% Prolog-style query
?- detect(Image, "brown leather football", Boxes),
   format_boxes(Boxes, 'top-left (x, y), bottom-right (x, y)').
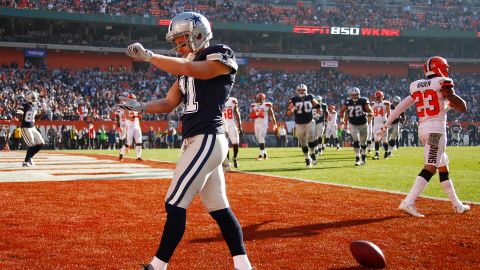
top-left (350, 240), bottom-right (386, 269)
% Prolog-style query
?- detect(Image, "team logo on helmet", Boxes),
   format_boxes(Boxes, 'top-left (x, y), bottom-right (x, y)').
top-left (296, 84), bottom-right (308, 98)
top-left (374, 90), bottom-right (384, 102)
top-left (424, 56), bottom-right (450, 78)
top-left (348, 87), bottom-right (361, 101)
top-left (166, 12), bottom-right (212, 55)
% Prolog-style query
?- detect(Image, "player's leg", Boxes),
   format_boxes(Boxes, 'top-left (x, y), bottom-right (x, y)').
top-left (296, 124), bottom-right (310, 167)
top-left (349, 125), bottom-right (362, 165)
top-left (119, 127), bottom-right (133, 160)
top-left (306, 121), bottom-right (317, 165)
top-left (382, 129), bottom-right (389, 159)
top-left (21, 127), bottom-right (35, 166)
top-left (150, 134), bottom-right (225, 269)
top-left (358, 124), bottom-right (369, 165)
top-left (200, 162), bottom-right (252, 270)
top-left (367, 122), bottom-right (373, 153)
top-left (399, 133), bottom-right (441, 217)
top-left (29, 128), bottom-right (44, 165)
top-left (134, 127), bottom-right (143, 160)
top-left (254, 126), bottom-right (264, 160)
top-left (437, 137), bottom-right (470, 213)
top-left (228, 126), bottom-right (240, 168)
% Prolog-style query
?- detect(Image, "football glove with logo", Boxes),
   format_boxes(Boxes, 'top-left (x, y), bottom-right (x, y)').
top-left (126, 43), bottom-right (153, 62)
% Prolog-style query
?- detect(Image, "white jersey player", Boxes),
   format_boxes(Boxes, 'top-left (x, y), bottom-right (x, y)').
top-left (119, 94), bottom-right (143, 161)
top-left (250, 93), bottom-right (277, 160)
top-left (380, 56), bottom-right (469, 217)
top-left (324, 105), bottom-right (339, 150)
top-left (371, 91), bottom-right (391, 160)
top-left (223, 96), bottom-right (243, 168)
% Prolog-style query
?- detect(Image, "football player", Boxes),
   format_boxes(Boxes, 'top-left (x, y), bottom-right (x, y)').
top-left (450, 120), bottom-right (462, 146)
top-left (371, 90), bottom-right (391, 160)
top-left (112, 103), bottom-right (128, 154)
top-left (324, 105), bottom-right (340, 150)
top-left (250, 92), bottom-right (277, 160)
top-left (339, 87), bottom-right (373, 166)
top-left (119, 12), bottom-right (253, 270)
top-left (387, 96), bottom-right (404, 155)
top-left (313, 95), bottom-right (328, 155)
top-left (17, 90), bottom-right (44, 167)
top-left (223, 95), bottom-right (243, 168)
top-left (379, 56), bottom-right (469, 217)
top-left (119, 94), bottom-right (143, 161)
top-left (286, 84), bottom-right (319, 167)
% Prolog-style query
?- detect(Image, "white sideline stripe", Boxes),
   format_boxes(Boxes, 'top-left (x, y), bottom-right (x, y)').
top-left (237, 171), bottom-right (480, 206)
top-left (0, 152), bottom-right (174, 183)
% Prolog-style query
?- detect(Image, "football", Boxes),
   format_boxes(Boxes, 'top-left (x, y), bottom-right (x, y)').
top-left (350, 240), bottom-right (386, 269)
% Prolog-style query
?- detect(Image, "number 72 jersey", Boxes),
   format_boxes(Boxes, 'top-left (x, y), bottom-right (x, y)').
top-left (409, 76), bottom-right (450, 134)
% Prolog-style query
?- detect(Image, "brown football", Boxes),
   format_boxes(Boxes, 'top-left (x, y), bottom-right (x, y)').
top-left (350, 240), bottom-right (386, 269)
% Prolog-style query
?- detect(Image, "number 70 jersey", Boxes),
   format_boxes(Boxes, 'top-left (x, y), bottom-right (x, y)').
top-left (409, 76), bottom-right (450, 134)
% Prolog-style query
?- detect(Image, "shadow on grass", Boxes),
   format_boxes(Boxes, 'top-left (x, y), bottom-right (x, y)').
top-left (190, 216), bottom-right (401, 243)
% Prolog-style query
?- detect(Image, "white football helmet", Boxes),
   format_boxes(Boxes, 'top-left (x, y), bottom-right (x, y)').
top-left (393, 96), bottom-right (401, 104)
top-left (348, 87), bottom-right (360, 101)
top-left (316, 95), bottom-right (322, 103)
top-left (25, 91), bottom-right (38, 104)
top-left (296, 84), bottom-right (308, 98)
top-left (166, 12), bottom-right (212, 54)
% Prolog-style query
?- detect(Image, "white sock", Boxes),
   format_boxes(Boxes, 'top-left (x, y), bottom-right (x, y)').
top-left (233, 254), bottom-right (252, 270)
top-left (440, 180), bottom-right (462, 206)
top-left (136, 145), bottom-right (142, 158)
top-left (150, 256), bottom-right (167, 270)
top-left (404, 176), bottom-right (428, 205)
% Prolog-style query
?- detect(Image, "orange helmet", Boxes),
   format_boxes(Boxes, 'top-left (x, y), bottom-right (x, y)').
top-left (127, 93), bottom-right (137, 100)
top-left (374, 90), bottom-right (384, 102)
top-left (256, 93), bottom-right (266, 103)
top-left (424, 56), bottom-right (450, 78)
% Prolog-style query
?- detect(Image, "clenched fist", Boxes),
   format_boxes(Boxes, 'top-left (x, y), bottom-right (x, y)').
top-left (126, 42), bottom-right (154, 62)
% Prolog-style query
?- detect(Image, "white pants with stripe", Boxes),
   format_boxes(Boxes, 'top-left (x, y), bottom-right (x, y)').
top-left (421, 133), bottom-right (448, 168)
top-left (21, 127), bottom-right (45, 147)
top-left (165, 134), bottom-right (229, 212)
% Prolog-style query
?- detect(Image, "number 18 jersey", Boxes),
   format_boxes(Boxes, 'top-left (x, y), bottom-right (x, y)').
top-left (409, 76), bottom-right (449, 135)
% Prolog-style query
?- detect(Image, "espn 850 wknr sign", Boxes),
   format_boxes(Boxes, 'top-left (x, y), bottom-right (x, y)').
top-left (293, 25), bottom-right (400, 37)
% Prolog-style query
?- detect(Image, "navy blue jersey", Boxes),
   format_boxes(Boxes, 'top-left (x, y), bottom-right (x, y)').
top-left (451, 124), bottom-right (461, 133)
top-left (314, 103), bottom-right (328, 123)
top-left (179, 44), bottom-right (238, 139)
top-left (18, 102), bottom-right (38, 128)
top-left (344, 97), bottom-right (369, 125)
top-left (390, 104), bottom-right (404, 125)
top-left (289, 94), bottom-right (316, 124)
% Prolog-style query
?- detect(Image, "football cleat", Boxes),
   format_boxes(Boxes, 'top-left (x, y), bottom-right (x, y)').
top-left (453, 204), bottom-right (470, 214)
top-left (384, 152), bottom-right (389, 159)
top-left (372, 155), bottom-right (379, 160)
top-left (305, 158), bottom-right (312, 168)
top-left (399, 200), bottom-right (425, 217)
top-left (119, 154), bottom-right (123, 161)
top-left (22, 161), bottom-right (31, 167)
top-left (28, 159), bottom-right (35, 166)
top-left (263, 154), bottom-right (268, 160)
top-left (256, 155), bottom-right (263, 161)
top-left (355, 156), bottom-right (361, 166)
top-left (136, 157), bottom-right (143, 161)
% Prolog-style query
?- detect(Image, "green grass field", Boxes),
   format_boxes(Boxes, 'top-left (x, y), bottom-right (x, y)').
top-left (63, 146), bottom-right (480, 203)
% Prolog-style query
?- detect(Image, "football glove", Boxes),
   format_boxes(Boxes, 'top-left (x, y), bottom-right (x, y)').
top-left (239, 129), bottom-right (245, 136)
top-left (115, 96), bottom-right (147, 113)
top-left (126, 43), bottom-right (153, 62)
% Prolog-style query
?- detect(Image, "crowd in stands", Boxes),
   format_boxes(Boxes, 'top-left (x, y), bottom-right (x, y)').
top-left (1, 0), bottom-right (479, 31)
top-left (1, 62), bottom-right (479, 126)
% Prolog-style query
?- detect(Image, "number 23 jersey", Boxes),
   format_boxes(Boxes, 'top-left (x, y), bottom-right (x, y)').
top-left (179, 44), bottom-right (238, 139)
top-left (409, 76), bottom-right (449, 134)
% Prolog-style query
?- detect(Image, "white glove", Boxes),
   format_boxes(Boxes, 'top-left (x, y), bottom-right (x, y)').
top-left (126, 43), bottom-right (153, 62)
top-left (115, 96), bottom-right (147, 113)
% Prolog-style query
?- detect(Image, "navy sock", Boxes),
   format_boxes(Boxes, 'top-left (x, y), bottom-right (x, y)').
top-left (24, 146), bottom-right (34, 162)
top-left (210, 207), bottom-right (246, 256)
top-left (155, 203), bottom-right (187, 262)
